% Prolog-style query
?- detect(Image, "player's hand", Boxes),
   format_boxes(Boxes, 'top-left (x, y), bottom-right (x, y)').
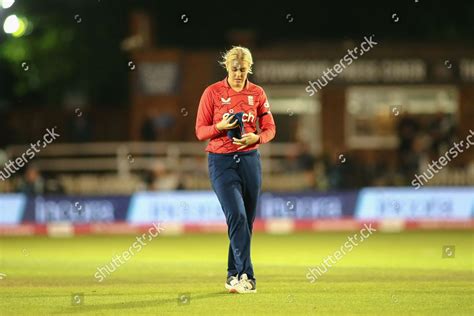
top-left (216, 114), bottom-right (238, 131)
top-left (233, 133), bottom-right (260, 150)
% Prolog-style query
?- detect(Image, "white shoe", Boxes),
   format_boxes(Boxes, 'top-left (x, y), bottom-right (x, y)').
top-left (225, 275), bottom-right (239, 292)
top-left (232, 273), bottom-right (257, 294)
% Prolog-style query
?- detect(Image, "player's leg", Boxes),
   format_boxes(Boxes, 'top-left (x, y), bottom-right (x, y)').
top-left (209, 154), bottom-right (239, 282)
top-left (237, 150), bottom-right (262, 280)
top-left (242, 151), bottom-right (262, 234)
top-left (229, 151), bottom-right (261, 293)
top-left (227, 244), bottom-right (238, 277)
top-left (208, 153), bottom-right (252, 290)
top-left (226, 245), bottom-right (239, 291)
top-left (214, 178), bottom-right (251, 278)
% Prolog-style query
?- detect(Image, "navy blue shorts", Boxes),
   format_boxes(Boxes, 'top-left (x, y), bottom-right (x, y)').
top-left (208, 149), bottom-right (262, 280)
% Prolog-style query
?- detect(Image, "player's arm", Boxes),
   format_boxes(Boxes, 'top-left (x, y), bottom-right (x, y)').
top-left (195, 88), bottom-right (222, 141)
top-left (256, 90), bottom-right (276, 144)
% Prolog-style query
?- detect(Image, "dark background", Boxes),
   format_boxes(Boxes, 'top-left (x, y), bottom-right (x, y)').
top-left (1, 0), bottom-right (473, 107)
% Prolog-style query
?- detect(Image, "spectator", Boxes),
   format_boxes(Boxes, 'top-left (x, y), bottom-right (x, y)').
top-left (155, 112), bottom-right (176, 141)
top-left (283, 141), bottom-right (316, 172)
top-left (68, 113), bottom-right (93, 142)
top-left (141, 109), bottom-right (158, 141)
top-left (324, 148), bottom-right (356, 190)
top-left (428, 112), bottom-right (456, 156)
top-left (397, 112), bottom-right (419, 158)
top-left (296, 142), bottom-right (316, 171)
top-left (17, 165), bottom-right (45, 195)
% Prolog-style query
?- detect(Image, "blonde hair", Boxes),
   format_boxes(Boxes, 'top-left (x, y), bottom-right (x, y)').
top-left (219, 46), bottom-right (253, 74)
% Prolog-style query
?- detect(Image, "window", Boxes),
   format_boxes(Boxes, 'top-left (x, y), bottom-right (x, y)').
top-left (265, 85), bottom-right (322, 153)
top-left (345, 86), bottom-right (459, 149)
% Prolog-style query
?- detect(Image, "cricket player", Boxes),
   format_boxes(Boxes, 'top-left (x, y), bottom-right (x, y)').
top-left (195, 46), bottom-right (276, 293)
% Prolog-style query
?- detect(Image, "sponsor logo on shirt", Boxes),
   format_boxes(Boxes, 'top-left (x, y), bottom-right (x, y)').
top-left (221, 97), bottom-right (231, 105)
top-left (242, 112), bottom-right (255, 123)
top-left (223, 111), bottom-right (255, 123)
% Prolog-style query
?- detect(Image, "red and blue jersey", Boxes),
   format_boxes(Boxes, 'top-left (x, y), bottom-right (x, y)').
top-left (195, 78), bottom-right (276, 153)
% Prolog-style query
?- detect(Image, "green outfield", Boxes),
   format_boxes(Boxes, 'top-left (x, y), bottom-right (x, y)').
top-left (0, 231), bottom-right (472, 315)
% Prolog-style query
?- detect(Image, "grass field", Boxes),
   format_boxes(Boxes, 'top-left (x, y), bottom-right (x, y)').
top-left (0, 231), bottom-right (472, 315)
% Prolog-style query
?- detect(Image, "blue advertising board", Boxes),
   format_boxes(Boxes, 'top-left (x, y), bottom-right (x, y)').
top-left (258, 191), bottom-right (358, 219)
top-left (1, 187), bottom-right (473, 225)
top-left (21, 195), bottom-right (130, 223)
top-left (127, 191), bottom-right (225, 223)
top-left (355, 187), bottom-right (474, 220)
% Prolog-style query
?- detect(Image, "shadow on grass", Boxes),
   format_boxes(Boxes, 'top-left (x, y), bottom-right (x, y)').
top-left (54, 291), bottom-right (226, 314)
